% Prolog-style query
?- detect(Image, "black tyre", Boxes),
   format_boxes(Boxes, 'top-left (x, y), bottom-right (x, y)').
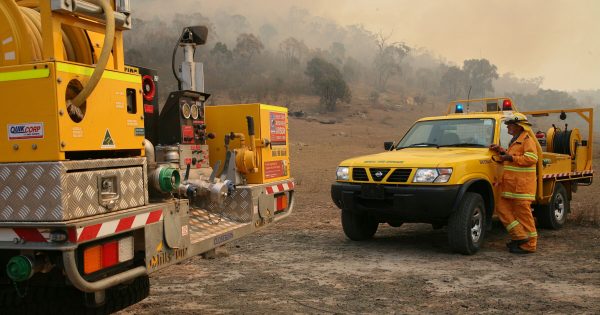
top-left (535, 183), bottom-right (569, 229)
top-left (341, 210), bottom-right (378, 241)
top-left (448, 192), bottom-right (486, 255)
top-left (0, 274), bottom-right (149, 314)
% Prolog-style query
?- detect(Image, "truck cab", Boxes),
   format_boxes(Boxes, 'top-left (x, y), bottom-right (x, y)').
top-left (331, 98), bottom-right (594, 254)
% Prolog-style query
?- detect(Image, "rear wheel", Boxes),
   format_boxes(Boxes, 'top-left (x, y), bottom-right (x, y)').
top-left (0, 274), bottom-right (149, 314)
top-left (448, 192), bottom-right (486, 255)
top-left (341, 210), bottom-right (378, 241)
top-left (535, 183), bottom-right (569, 229)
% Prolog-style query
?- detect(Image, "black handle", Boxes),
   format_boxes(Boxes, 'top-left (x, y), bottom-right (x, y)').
top-left (246, 116), bottom-right (255, 136)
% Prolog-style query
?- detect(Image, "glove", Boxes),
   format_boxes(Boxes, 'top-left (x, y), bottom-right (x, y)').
top-left (500, 154), bottom-right (513, 162)
top-left (489, 144), bottom-right (506, 154)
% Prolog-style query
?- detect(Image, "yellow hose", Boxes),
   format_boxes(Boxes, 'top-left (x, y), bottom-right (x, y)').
top-left (69, 0), bottom-right (115, 111)
top-left (7, 0), bottom-right (115, 118)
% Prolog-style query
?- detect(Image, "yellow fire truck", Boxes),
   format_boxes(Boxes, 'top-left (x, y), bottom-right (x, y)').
top-left (0, 1), bottom-right (294, 313)
top-left (332, 97), bottom-right (593, 255)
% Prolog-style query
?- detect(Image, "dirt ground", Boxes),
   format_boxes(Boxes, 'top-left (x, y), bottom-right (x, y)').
top-left (120, 106), bottom-right (600, 314)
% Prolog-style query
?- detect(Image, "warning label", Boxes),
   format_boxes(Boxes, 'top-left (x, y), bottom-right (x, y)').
top-left (8, 122), bottom-right (44, 140)
top-left (264, 160), bottom-right (285, 179)
top-left (269, 112), bottom-right (287, 145)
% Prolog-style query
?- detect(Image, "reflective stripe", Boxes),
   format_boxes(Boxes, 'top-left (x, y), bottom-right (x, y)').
top-left (0, 68), bottom-right (50, 82)
top-left (504, 166), bottom-right (536, 173)
top-left (56, 63), bottom-right (140, 84)
top-left (506, 220), bottom-right (520, 231)
top-left (502, 192), bottom-right (536, 200)
top-left (529, 231), bottom-right (538, 237)
top-left (524, 152), bottom-right (538, 161)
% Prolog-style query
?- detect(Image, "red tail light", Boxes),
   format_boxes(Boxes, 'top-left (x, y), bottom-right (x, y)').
top-left (102, 241), bottom-right (119, 268)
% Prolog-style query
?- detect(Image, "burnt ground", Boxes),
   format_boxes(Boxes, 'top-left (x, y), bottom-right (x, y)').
top-left (120, 107), bottom-right (600, 314)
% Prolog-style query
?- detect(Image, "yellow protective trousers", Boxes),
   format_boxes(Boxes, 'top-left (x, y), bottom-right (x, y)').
top-left (496, 197), bottom-right (538, 252)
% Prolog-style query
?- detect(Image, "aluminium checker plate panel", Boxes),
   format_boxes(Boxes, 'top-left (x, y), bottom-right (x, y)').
top-left (0, 158), bottom-right (148, 222)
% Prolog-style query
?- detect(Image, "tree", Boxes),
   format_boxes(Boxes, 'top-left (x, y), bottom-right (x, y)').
top-left (279, 37), bottom-right (309, 74)
top-left (373, 32), bottom-right (410, 91)
top-left (329, 42), bottom-right (346, 67)
top-left (259, 23), bottom-right (278, 47)
top-left (463, 59), bottom-right (499, 98)
top-left (234, 33), bottom-right (264, 63)
top-left (305, 58), bottom-right (351, 111)
top-left (440, 66), bottom-right (468, 100)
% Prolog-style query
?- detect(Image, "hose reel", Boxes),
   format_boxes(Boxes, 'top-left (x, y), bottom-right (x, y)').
top-left (546, 125), bottom-right (581, 159)
top-left (1, 0), bottom-right (116, 120)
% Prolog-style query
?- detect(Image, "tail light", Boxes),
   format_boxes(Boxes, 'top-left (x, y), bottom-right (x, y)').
top-left (275, 194), bottom-right (288, 212)
top-left (83, 236), bottom-right (134, 274)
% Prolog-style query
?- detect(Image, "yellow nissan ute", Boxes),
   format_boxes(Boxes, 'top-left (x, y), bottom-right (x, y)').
top-left (331, 98), bottom-right (594, 254)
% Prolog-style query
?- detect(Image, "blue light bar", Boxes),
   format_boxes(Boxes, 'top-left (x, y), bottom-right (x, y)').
top-left (455, 104), bottom-right (464, 113)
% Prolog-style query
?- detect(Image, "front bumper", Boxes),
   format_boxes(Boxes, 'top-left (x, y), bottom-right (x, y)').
top-left (331, 182), bottom-right (461, 223)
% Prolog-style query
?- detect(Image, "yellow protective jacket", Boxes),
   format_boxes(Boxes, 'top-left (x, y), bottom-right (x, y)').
top-left (500, 132), bottom-right (539, 200)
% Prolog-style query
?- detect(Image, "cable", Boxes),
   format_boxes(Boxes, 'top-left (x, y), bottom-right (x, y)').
top-left (172, 30), bottom-right (186, 90)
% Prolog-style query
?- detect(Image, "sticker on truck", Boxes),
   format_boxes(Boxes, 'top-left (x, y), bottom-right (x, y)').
top-left (7, 122), bottom-right (44, 140)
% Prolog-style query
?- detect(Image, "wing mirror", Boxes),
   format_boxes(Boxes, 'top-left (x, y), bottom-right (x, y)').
top-left (384, 141), bottom-right (394, 150)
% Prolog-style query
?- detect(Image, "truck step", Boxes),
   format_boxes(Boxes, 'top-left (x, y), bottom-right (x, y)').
top-left (188, 208), bottom-right (248, 245)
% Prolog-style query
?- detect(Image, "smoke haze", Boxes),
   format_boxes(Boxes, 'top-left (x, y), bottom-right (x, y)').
top-left (133, 0), bottom-right (600, 91)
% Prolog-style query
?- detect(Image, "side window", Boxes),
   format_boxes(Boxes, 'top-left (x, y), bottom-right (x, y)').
top-left (499, 123), bottom-right (512, 148)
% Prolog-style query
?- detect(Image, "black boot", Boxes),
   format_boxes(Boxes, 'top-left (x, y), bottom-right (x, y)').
top-left (506, 238), bottom-right (529, 249)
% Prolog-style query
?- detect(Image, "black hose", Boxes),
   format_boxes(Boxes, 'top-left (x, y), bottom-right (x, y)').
top-left (171, 31), bottom-right (186, 90)
top-left (552, 130), bottom-right (572, 155)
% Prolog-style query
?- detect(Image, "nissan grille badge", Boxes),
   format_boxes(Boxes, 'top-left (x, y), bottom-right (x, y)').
top-left (375, 171), bottom-right (383, 178)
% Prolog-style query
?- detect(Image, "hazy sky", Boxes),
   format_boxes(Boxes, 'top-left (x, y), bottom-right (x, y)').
top-left (137, 0), bottom-right (600, 91)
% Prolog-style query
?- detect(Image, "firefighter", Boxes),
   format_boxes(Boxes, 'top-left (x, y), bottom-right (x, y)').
top-left (489, 113), bottom-right (538, 254)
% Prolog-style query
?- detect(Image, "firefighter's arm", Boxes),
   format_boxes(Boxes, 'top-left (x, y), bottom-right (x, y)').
top-left (511, 137), bottom-right (538, 167)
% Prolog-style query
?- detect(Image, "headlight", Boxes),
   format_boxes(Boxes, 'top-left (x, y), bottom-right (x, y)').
top-left (413, 168), bottom-right (453, 183)
top-left (336, 167), bottom-right (350, 180)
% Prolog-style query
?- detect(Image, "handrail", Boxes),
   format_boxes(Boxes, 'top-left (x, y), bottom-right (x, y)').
top-left (62, 250), bottom-right (147, 293)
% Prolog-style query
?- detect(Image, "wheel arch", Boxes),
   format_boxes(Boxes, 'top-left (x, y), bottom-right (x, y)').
top-left (453, 179), bottom-right (494, 226)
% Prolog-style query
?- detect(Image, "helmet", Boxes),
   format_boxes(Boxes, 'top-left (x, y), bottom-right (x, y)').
top-left (504, 112), bottom-right (532, 129)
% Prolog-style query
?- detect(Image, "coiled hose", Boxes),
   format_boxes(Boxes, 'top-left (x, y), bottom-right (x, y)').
top-left (552, 129), bottom-right (573, 156)
top-left (11, 0), bottom-right (115, 119)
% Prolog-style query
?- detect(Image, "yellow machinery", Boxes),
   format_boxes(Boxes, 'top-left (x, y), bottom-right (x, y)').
top-left (206, 104), bottom-right (291, 184)
top-left (0, 0), bottom-right (143, 162)
top-left (0, 2), bottom-right (295, 313)
top-left (332, 97), bottom-right (593, 254)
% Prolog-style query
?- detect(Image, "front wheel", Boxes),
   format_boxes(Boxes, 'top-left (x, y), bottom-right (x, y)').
top-left (535, 182), bottom-right (569, 229)
top-left (448, 192), bottom-right (486, 255)
top-left (341, 210), bottom-right (378, 241)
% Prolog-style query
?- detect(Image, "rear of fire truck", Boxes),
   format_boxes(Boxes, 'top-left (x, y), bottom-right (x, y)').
top-left (0, 1), bottom-right (294, 313)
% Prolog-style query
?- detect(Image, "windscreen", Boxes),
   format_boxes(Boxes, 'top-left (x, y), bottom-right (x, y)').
top-left (396, 118), bottom-right (495, 148)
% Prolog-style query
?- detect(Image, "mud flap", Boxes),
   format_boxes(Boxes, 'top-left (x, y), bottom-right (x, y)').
top-left (258, 193), bottom-right (274, 221)
top-left (163, 202), bottom-right (188, 249)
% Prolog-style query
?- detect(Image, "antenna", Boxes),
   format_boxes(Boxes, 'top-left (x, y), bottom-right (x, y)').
top-left (467, 86), bottom-right (472, 112)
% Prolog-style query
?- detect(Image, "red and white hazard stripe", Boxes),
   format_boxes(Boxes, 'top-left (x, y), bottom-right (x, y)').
top-left (0, 209), bottom-right (164, 244)
top-left (265, 181), bottom-right (295, 194)
top-left (542, 170), bottom-right (594, 179)
top-left (0, 228), bottom-right (50, 243)
top-left (76, 209), bottom-right (163, 243)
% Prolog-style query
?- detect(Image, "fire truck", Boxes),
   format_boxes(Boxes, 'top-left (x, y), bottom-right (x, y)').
top-left (0, 0), bottom-right (294, 313)
top-left (332, 97), bottom-right (593, 254)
